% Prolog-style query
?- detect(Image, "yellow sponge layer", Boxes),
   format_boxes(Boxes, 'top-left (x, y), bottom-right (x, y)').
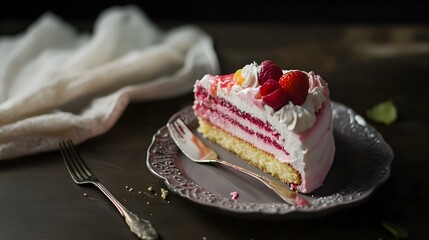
top-left (197, 117), bottom-right (301, 186)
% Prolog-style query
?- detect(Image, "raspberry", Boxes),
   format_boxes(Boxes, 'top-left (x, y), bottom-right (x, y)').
top-left (258, 60), bottom-right (283, 85)
top-left (278, 71), bottom-right (309, 105)
top-left (262, 88), bottom-right (289, 111)
top-left (259, 79), bottom-right (280, 96)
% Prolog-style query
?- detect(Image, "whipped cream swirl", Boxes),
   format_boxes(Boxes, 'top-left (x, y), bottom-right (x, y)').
top-left (270, 71), bottom-right (329, 132)
top-left (240, 62), bottom-right (259, 88)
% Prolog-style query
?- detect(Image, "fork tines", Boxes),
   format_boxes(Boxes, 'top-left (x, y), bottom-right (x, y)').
top-left (59, 139), bottom-right (94, 182)
top-left (171, 119), bottom-right (186, 136)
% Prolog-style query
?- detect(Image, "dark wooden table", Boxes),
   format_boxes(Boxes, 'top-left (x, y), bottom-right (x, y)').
top-left (1, 21), bottom-right (428, 239)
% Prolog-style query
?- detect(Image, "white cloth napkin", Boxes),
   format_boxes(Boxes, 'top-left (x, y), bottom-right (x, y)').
top-left (0, 5), bottom-right (220, 160)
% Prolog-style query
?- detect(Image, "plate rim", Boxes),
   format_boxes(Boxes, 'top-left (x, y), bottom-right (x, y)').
top-left (146, 101), bottom-right (394, 218)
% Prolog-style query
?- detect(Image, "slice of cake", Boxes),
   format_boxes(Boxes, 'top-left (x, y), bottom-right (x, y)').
top-left (193, 60), bottom-right (335, 193)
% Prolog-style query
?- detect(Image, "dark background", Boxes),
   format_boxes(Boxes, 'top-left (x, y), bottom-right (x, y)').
top-left (0, 1), bottom-right (428, 240)
top-left (1, 0), bottom-right (428, 24)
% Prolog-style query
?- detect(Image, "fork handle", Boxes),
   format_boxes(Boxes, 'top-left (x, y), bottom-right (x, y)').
top-left (93, 182), bottom-right (159, 240)
top-left (217, 160), bottom-right (311, 207)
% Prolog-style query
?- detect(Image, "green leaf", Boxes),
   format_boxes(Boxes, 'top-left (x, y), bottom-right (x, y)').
top-left (366, 99), bottom-right (398, 125)
top-left (382, 221), bottom-right (408, 239)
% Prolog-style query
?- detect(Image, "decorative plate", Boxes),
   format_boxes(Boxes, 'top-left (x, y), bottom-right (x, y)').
top-left (146, 102), bottom-right (393, 218)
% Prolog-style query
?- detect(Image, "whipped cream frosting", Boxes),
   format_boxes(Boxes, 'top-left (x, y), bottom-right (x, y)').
top-left (199, 62), bottom-right (330, 132)
top-left (240, 62), bottom-right (259, 88)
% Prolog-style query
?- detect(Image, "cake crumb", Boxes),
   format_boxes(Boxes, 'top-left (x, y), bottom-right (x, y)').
top-left (160, 188), bottom-right (168, 200)
top-left (230, 191), bottom-right (239, 200)
top-left (128, 187), bottom-right (134, 192)
top-left (125, 185), bottom-right (129, 189)
top-left (147, 186), bottom-right (153, 192)
top-left (83, 193), bottom-right (88, 197)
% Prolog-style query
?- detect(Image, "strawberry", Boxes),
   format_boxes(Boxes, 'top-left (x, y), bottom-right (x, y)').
top-left (258, 60), bottom-right (283, 85)
top-left (262, 88), bottom-right (289, 111)
top-left (278, 70), bottom-right (309, 105)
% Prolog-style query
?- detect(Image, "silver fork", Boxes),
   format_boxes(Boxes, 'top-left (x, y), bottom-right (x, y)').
top-left (167, 119), bottom-right (312, 207)
top-left (59, 139), bottom-right (158, 240)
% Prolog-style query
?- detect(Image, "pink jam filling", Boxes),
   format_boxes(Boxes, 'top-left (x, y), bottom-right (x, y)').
top-left (195, 87), bottom-right (288, 155)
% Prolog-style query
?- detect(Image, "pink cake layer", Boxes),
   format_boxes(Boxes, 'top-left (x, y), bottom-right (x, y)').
top-left (194, 86), bottom-right (335, 193)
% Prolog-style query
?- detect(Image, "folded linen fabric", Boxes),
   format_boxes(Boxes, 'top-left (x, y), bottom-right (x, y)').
top-left (0, 5), bottom-right (220, 160)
